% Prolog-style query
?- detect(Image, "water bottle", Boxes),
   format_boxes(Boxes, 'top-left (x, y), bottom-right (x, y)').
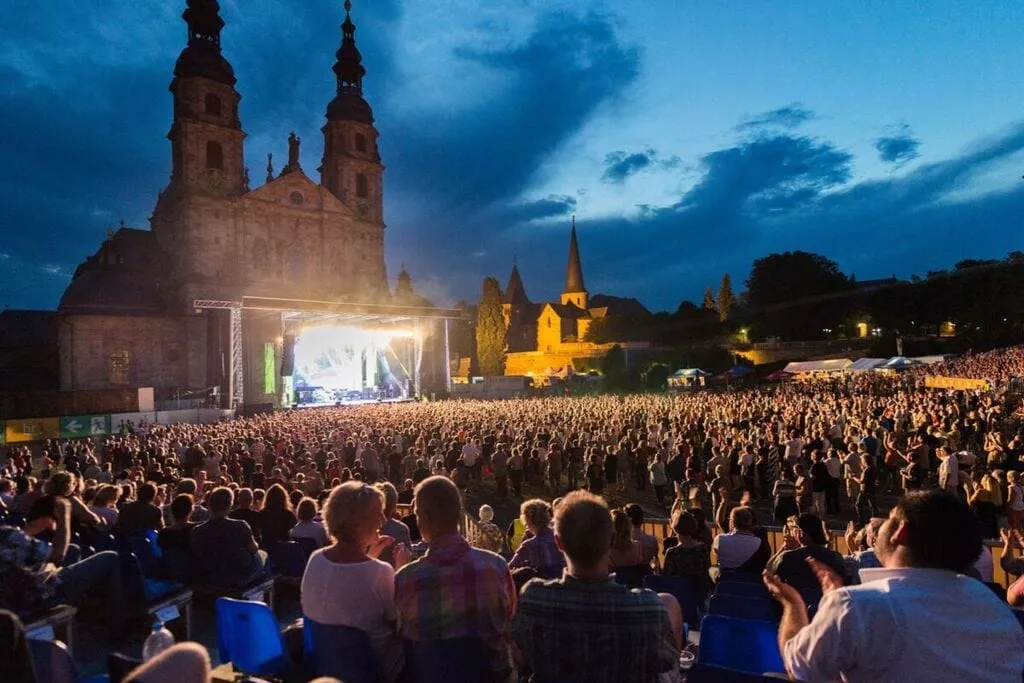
top-left (142, 621), bottom-right (175, 661)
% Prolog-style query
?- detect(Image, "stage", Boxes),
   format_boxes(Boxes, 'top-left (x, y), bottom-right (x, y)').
top-left (293, 397), bottom-right (416, 409)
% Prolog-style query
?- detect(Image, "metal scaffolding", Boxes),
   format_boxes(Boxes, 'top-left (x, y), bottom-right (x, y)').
top-left (192, 299), bottom-right (244, 409)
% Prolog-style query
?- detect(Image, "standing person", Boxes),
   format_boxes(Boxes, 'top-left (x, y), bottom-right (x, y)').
top-left (1007, 471), bottom-right (1024, 531)
top-left (794, 463), bottom-right (812, 515)
top-left (824, 450), bottom-right (842, 515)
top-left (854, 455), bottom-right (879, 525)
top-left (764, 490), bottom-right (1024, 682)
top-left (900, 451), bottom-right (924, 492)
top-left (809, 453), bottom-right (830, 520)
top-left (508, 500), bottom-right (565, 581)
top-left (491, 445), bottom-right (508, 499)
top-left (508, 447), bottom-right (524, 499)
top-left (649, 452), bottom-right (669, 507)
top-left (603, 446), bottom-right (620, 494)
top-left (586, 455), bottom-right (604, 495)
top-left (395, 477), bottom-right (516, 681)
top-left (772, 468), bottom-right (798, 524)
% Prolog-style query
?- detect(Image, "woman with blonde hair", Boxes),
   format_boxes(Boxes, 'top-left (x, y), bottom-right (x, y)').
top-left (508, 499), bottom-right (564, 579)
top-left (965, 474), bottom-right (999, 539)
top-left (300, 483), bottom-right (411, 682)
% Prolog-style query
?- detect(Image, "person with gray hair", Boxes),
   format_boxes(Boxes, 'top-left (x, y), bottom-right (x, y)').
top-left (301, 482), bottom-right (410, 682)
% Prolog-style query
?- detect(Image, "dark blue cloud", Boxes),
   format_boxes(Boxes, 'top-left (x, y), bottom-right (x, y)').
top-left (498, 195), bottom-right (578, 223)
top-left (875, 124), bottom-right (921, 165)
top-left (602, 149), bottom-right (681, 183)
top-left (737, 104), bottom-right (815, 131)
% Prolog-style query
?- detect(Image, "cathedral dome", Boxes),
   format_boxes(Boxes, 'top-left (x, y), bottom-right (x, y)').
top-left (326, 92), bottom-right (374, 124)
top-left (59, 269), bottom-right (164, 316)
top-left (173, 43), bottom-right (236, 85)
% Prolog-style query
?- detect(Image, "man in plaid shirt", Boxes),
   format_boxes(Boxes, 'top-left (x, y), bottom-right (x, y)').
top-left (511, 491), bottom-right (681, 683)
top-left (395, 476), bottom-right (516, 680)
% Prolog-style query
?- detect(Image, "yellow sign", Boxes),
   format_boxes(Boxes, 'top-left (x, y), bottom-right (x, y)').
top-left (925, 376), bottom-right (991, 391)
top-left (4, 417), bottom-right (60, 443)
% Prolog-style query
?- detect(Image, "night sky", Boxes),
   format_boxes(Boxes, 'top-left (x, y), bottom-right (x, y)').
top-left (3, 1), bottom-right (1024, 313)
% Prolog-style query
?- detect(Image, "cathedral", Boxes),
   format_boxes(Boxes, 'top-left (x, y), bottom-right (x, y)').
top-left (54, 0), bottom-right (411, 405)
top-left (502, 219), bottom-right (651, 378)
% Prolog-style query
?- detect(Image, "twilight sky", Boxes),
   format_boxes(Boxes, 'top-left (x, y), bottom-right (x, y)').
top-left (2, 0), bottom-right (1024, 313)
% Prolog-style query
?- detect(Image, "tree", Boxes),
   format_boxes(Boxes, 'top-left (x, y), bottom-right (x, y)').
top-left (475, 277), bottom-right (505, 376)
top-left (702, 287), bottom-right (716, 311)
top-left (745, 251), bottom-right (852, 308)
top-left (716, 274), bottom-right (734, 322)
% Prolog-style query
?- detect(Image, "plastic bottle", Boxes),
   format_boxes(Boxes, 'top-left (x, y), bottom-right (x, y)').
top-left (142, 621), bottom-right (175, 661)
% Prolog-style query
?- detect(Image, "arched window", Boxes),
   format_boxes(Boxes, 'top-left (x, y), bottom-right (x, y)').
top-left (206, 141), bottom-right (223, 169)
top-left (355, 134), bottom-right (367, 152)
top-left (204, 93), bottom-right (222, 116)
top-left (356, 173), bottom-right (368, 198)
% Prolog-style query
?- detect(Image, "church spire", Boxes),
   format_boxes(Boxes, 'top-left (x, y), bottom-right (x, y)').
top-left (333, 0), bottom-right (366, 95)
top-left (175, 0), bottom-right (235, 85)
top-left (183, 0), bottom-right (224, 47)
top-left (564, 215), bottom-right (585, 294)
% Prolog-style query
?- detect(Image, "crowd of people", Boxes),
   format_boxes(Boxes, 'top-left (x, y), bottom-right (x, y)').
top-left (0, 346), bottom-right (1023, 681)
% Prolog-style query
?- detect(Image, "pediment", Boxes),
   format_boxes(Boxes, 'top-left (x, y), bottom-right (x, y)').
top-left (242, 171), bottom-right (354, 217)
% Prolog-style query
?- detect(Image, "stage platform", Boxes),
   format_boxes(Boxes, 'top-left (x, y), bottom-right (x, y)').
top-left (292, 397), bottom-right (416, 409)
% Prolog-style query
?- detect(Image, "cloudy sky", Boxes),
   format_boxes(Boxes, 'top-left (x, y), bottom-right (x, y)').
top-left (3, 0), bottom-right (1024, 313)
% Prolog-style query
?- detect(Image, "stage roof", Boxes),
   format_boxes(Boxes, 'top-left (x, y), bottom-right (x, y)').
top-left (193, 295), bottom-right (468, 327)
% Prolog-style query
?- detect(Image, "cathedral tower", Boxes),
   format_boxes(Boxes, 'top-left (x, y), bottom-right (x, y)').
top-left (560, 216), bottom-right (589, 309)
top-left (320, 1), bottom-right (384, 224)
top-left (165, 0), bottom-right (246, 197)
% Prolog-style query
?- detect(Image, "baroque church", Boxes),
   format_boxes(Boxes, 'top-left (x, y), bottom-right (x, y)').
top-left (53, 0), bottom-right (417, 404)
top-left (501, 219), bottom-right (651, 378)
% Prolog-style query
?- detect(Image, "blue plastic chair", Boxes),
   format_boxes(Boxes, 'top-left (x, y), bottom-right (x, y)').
top-left (715, 581), bottom-right (771, 599)
top-left (697, 615), bottom-right (785, 677)
top-left (403, 637), bottom-right (492, 683)
top-left (718, 570), bottom-right (763, 583)
top-left (643, 574), bottom-right (702, 630)
top-left (303, 617), bottom-right (381, 683)
top-left (268, 541), bottom-right (308, 578)
top-left (708, 594), bottom-right (778, 622)
top-left (144, 529), bottom-right (164, 558)
top-left (687, 663), bottom-right (789, 682)
top-left (216, 598), bottom-right (291, 678)
top-left (123, 537), bottom-right (162, 578)
top-left (29, 638), bottom-right (109, 683)
top-left (120, 551), bottom-right (182, 603)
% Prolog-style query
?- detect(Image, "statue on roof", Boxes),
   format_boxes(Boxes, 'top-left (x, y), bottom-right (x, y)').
top-left (282, 132), bottom-right (302, 174)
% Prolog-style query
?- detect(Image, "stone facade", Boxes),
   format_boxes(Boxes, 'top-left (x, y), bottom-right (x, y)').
top-left (57, 1), bottom-right (393, 401)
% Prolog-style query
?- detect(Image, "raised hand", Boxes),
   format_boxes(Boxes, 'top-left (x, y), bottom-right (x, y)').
top-left (806, 556), bottom-right (844, 593)
top-left (763, 570), bottom-right (805, 608)
top-left (367, 534), bottom-right (396, 559)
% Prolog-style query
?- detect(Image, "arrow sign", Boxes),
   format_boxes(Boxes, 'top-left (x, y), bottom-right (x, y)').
top-left (65, 420), bottom-right (83, 435)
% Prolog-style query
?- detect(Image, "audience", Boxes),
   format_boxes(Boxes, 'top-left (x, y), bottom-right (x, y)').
top-left (662, 508), bottom-right (711, 600)
top-left (508, 499), bottom-right (565, 581)
top-left (190, 487), bottom-right (266, 588)
top-left (768, 513), bottom-right (846, 591)
top-left (291, 498), bottom-right (329, 548)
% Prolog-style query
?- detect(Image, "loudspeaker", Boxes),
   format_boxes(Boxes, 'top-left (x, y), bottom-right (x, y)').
top-left (281, 335), bottom-right (296, 376)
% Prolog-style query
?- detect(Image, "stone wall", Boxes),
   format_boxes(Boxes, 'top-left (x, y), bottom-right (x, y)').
top-left (59, 315), bottom-right (207, 391)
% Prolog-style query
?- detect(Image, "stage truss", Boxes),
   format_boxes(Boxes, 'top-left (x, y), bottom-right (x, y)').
top-left (193, 296), bottom-right (466, 408)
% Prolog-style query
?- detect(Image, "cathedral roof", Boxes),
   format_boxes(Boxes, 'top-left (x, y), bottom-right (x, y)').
top-left (502, 264), bottom-right (530, 304)
top-left (545, 303), bottom-right (590, 320)
top-left (59, 229), bottom-right (166, 316)
top-left (588, 294), bottom-right (650, 318)
top-left (563, 217), bottom-right (586, 295)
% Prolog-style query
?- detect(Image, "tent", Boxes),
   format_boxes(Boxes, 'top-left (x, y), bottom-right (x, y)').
top-left (848, 358), bottom-right (887, 372)
top-left (782, 359), bottom-right (853, 374)
top-left (668, 368), bottom-right (710, 389)
top-left (670, 368), bottom-right (711, 378)
top-left (880, 356), bottom-right (923, 370)
top-left (764, 369), bottom-right (794, 381)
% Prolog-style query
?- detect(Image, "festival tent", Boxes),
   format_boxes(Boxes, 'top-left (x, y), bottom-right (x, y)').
top-left (880, 356), bottom-right (923, 370)
top-left (848, 358), bottom-right (888, 372)
top-left (668, 368), bottom-right (710, 389)
top-left (782, 359), bottom-right (853, 374)
top-left (670, 368), bottom-right (711, 378)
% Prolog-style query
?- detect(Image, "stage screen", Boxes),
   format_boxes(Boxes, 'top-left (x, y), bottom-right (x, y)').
top-left (291, 325), bottom-right (411, 403)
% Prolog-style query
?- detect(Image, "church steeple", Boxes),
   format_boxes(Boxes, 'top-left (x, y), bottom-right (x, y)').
top-left (561, 216), bottom-right (588, 309)
top-left (164, 0), bottom-right (245, 197)
top-left (333, 1), bottom-right (366, 95)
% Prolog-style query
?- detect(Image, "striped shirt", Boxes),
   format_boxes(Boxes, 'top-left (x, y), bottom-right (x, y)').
top-left (395, 533), bottom-right (516, 673)
top-left (512, 574), bottom-right (678, 683)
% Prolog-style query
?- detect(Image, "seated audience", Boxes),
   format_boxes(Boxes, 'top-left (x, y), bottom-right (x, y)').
top-left (301, 482), bottom-right (409, 682)
top-left (395, 476), bottom-right (516, 681)
top-left (608, 509), bottom-right (646, 586)
top-left (662, 509), bottom-right (711, 600)
top-left (624, 503), bottom-right (660, 569)
top-left (768, 513), bottom-right (845, 590)
top-left (291, 497), bottom-right (329, 548)
top-left (256, 483), bottom-right (296, 548)
top-left (841, 518), bottom-right (883, 584)
top-left (712, 506), bottom-right (769, 572)
top-left (512, 490), bottom-right (680, 683)
top-left (228, 488), bottom-right (262, 546)
top-left (89, 484), bottom-right (120, 527)
top-left (765, 489), bottom-right (1024, 682)
top-left (190, 487), bottom-right (266, 587)
top-left (509, 499), bottom-right (565, 581)
top-left (375, 482), bottom-right (411, 564)
top-left (116, 482), bottom-right (164, 537)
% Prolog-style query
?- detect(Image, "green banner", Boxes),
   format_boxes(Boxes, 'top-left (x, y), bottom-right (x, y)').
top-left (60, 415), bottom-right (111, 439)
top-left (0, 422), bottom-right (5, 445)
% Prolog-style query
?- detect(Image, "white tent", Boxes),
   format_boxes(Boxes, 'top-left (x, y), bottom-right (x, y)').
top-left (670, 368), bottom-right (711, 378)
top-left (849, 358), bottom-right (887, 372)
top-left (783, 359), bottom-right (853, 374)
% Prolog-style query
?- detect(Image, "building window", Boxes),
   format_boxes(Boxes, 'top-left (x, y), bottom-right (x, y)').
top-left (547, 318), bottom-right (552, 328)
top-left (205, 93), bottom-right (222, 116)
top-left (110, 350), bottom-right (130, 385)
top-left (356, 173), bottom-right (368, 197)
top-left (206, 141), bottom-right (223, 169)
top-left (355, 134), bottom-right (367, 152)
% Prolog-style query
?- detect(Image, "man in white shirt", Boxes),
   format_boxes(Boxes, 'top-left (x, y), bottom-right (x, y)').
top-left (765, 489), bottom-right (1024, 683)
top-left (712, 506), bottom-right (764, 571)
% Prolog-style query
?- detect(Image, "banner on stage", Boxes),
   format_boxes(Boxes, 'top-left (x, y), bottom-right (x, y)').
top-left (924, 376), bottom-right (991, 391)
top-left (5, 417), bottom-right (60, 443)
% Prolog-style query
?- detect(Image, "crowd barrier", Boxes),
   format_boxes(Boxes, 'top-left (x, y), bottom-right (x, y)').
top-left (924, 376), bottom-right (992, 391)
top-left (0, 408), bottom-right (233, 444)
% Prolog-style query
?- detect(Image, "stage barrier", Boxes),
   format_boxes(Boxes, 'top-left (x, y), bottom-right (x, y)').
top-left (925, 376), bottom-right (992, 391)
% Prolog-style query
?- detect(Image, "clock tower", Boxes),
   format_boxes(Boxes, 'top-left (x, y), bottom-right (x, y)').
top-left (165, 0), bottom-right (246, 197)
